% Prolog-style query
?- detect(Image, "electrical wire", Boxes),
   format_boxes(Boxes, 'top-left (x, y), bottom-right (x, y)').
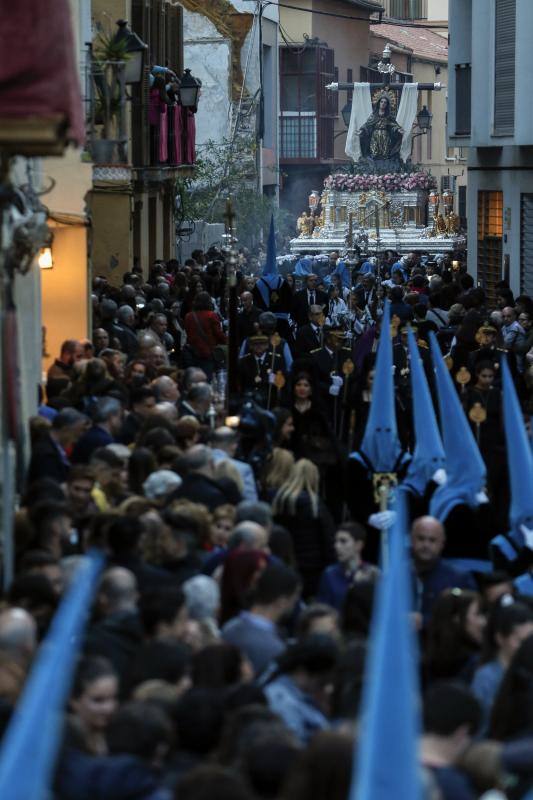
top-left (279, 24), bottom-right (309, 53)
top-left (241, 0), bottom-right (449, 29)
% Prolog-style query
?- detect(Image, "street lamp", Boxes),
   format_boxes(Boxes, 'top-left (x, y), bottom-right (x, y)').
top-left (416, 105), bottom-right (433, 134)
top-left (442, 189), bottom-right (454, 211)
top-left (38, 247), bottom-right (53, 269)
top-left (308, 190), bottom-right (320, 213)
top-left (341, 101), bottom-right (352, 129)
top-left (113, 20), bottom-right (148, 84)
top-left (179, 69), bottom-right (202, 108)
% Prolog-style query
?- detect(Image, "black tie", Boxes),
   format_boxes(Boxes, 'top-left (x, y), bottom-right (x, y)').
top-left (310, 291), bottom-right (315, 305)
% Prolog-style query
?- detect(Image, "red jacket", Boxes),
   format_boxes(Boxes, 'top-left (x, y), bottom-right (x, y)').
top-left (184, 310), bottom-right (226, 358)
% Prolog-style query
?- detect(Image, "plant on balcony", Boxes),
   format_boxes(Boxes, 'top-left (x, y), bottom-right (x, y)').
top-left (90, 29), bottom-right (130, 162)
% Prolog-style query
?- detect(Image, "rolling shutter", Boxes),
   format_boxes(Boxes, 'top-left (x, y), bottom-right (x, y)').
top-left (521, 195), bottom-right (533, 296)
top-left (494, 0), bottom-right (516, 135)
top-left (455, 64), bottom-right (471, 135)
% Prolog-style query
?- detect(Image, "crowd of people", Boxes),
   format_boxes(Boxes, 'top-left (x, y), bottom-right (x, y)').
top-left (3, 244), bottom-right (533, 799)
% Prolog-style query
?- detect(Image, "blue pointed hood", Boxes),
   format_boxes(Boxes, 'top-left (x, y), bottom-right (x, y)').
top-left (403, 329), bottom-right (446, 495)
top-left (359, 259), bottom-right (377, 275)
top-left (256, 214), bottom-right (281, 306)
top-left (262, 214), bottom-right (277, 277)
top-left (429, 332), bottom-right (486, 521)
top-left (502, 356), bottom-right (533, 544)
top-left (0, 552), bottom-right (103, 799)
top-left (357, 301), bottom-right (402, 472)
top-left (350, 490), bottom-right (422, 800)
top-left (294, 256), bottom-right (313, 276)
top-left (331, 258), bottom-right (351, 289)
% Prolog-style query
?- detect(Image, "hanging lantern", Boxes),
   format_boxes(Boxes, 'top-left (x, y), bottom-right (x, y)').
top-left (308, 190), bottom-right (320, 212)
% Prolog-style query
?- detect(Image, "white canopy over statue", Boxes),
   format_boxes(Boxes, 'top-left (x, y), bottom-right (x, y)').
top-left (345, 83), bottom-right (419, 166)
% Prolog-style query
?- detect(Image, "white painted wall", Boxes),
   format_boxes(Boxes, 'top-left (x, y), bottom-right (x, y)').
top-left (183, 2), bottom-right (280, 194)
top-left (183, 12), bottom-right (232, 147)
top-left (427, 0), bottom-right (448, 20)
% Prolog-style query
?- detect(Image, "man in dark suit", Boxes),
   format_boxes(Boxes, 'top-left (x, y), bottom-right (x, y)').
top-left (393, 323), bottom-right (432, 397)
top-left (238, 334), bottom-right (285, 407)
top-left (311, 325), bottom-right (357, 433)
top-left (27, 408), bottom-right (89, 485)
top-left (117, 387), bottom-right (157, 445)
top-left (84, 567), bottom-right (144, 684)
top-left (352, 273), bottom-right (377, 311)
top-left (294, 304), bottom-right (325, 357)
top-left (291, 275), bottom-right (328, 327)
top-left (240, 312), bottom-right (293, 373)
top-left (169, 445), bottom-right (240, 511)
top-left (177, 381), bottom-right (212, 424)
top-left (72, 397), bottom-right (123, 464)
top-left (237, 291), bottom-right (262, 344)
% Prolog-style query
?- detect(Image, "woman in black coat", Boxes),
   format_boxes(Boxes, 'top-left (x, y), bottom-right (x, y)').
top-left (272, 458), bottom-right (335, 599)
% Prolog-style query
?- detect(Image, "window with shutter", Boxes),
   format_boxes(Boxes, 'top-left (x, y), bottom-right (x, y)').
top-left (458, 185), bottom-right (467, 229)
top-left (131, 0), bottom-right (150, 166)
top-left (388, 0), bottom-right (426, 20)
top-left (520, 195), bottom-right (533, 296)
top-left (477, 191), bottom-right (503, 304)
top-left (150, 0), bottom-right (163, 65)
top-left (455, 64), bottom-right (471, 135)
top-left (279, 44), bottom-right (334, 162)
top-left (166, 4), bottom-right (183, 75)
top-left (494, 0), bottom-right (516, 135)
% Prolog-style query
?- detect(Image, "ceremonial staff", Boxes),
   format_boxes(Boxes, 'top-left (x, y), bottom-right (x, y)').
top-left (223, 198), bottom-right (239, 414)
top-left (267, 332), bottom-right (283, 410)
top-left (339, 355), bottom-right (355, 442)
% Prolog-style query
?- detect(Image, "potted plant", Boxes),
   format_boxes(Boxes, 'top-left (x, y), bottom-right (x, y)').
top-left (90, 29), bottom-right (130, 164)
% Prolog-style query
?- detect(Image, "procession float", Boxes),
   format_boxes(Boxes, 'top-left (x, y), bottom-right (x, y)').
top-left (290, 45), bottom-right (466, 258)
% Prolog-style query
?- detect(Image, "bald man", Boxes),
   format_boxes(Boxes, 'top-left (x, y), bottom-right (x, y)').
top-left (152, 375), bottom-right (180, 404)
top-left (501, 306), bottom-right (522, 348)
top-left (0, 608), bottom-right (37, 663)
top-left (237, 291), bottom-right (262, 344)
top-left (84, 567), bottom-right (143, 681)
top-left (411, 516), bottom-right (476, 626)
top-left (209, 426), bottom-right (258, 501)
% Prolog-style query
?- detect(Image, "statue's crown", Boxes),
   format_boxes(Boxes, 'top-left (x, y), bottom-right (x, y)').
top-left (375, 88), bottom-right (396, 108)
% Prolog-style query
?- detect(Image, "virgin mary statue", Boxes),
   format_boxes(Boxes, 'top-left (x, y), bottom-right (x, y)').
top-left (359, 95), bottom-right (403, 162)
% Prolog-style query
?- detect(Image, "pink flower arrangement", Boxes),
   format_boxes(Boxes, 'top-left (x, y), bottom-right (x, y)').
top-left (324, 171), bottom-right (437, 193)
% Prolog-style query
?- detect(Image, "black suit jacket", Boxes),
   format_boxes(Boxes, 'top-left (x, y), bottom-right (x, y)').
top-left (170, 473), bottom-right (238, 511)
top-left (292, 289), bottom-right (328, 327)
top-left (311, 346), bottom-right (356, 400)
top-left (27, 434), bottom-right (70, 485)
top-left (237, 307), bottom-right (262, 344)
top-left (238, 352), bottom-right (285, 393)
top-left (113, 323), bottom-right (139, 358)
top-left (353, 285), bottom-right (376, 310)
top-left (295, 324), bottom-right (323, 357)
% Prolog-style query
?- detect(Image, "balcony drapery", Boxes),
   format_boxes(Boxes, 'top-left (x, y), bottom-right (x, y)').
top-left (0, 0), bottom-right (84, 145)
top-left (149, 89), bottom-right (196, 167)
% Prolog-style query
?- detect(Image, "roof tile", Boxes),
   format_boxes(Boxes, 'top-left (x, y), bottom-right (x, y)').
top-left (371, 21), bottom-right (448, 62)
